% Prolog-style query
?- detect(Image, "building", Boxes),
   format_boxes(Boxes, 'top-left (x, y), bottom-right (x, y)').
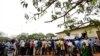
top-left (56, 25), bottom-right (100, 39)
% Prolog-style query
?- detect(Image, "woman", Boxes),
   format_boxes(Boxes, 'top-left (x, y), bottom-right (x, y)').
top-left (81, 42), bottom-right (93, 56)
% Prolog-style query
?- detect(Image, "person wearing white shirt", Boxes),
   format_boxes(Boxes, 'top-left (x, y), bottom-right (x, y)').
top-left (19, 40), bottom-right (25, 55)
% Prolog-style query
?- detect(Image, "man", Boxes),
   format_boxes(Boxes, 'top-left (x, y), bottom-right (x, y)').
top-left (19, 40), bottom-right (25, 56)
top-left (42, 39), bottom-right (47, 55)
top-left (94, 38), bottom-right (100, 53)
top-left (0, 42), bottom-right (6, 56)
top-left (56, 39), bottom-right (61, 56)
top-left (34, 39), bottom-right (38, 55)
top-left (51, 39), bottom-right (56, 55)
top-left (67, 40), bottom-right (73, 56)
top-left (60, 39), bottom-right (65, 56)
top-left (46, 40), bottom-right (51, 55)
top-left (89, 39), bottom-right (96, 53)
top-left (36, 39), bottom-right (42, 55)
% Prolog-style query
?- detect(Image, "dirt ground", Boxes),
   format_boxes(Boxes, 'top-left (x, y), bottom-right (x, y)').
top-left (37, 53), bottom-right (100, 56)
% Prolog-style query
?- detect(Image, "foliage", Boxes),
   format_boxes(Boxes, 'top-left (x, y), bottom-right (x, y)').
top-left (17, 32), bottom-right (45, 40)
top-left (17, 33), bottom-right (28, 40)
top-left (29, 33), bottom-right (45, 39)
top-left (20, 0), bottom-right (100, 29)
top-left (38, 33), bottom-right (45, 38)
top-left (0, 37), bottom-right (10, 42)
top-left (46, 33), bottom-right (55, 39)
top-left (89, 19), bottom-right (100, 31)
top-left (0, 32), bottom-right (10, 42)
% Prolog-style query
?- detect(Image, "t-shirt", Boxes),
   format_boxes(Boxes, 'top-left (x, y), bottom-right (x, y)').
top-left (51, 40), bottom-right (54, 48)
top-left (42, 41), bottom-right (47, 48)
top-left (37, 40), bottom-right (42, 48)
top-left (30, 41), bottom-right (34, 48)
top-left (20, 41), bottom-right (25, 47)
top-left (77, 40), bottom-right (82, 48)
top-left (89, 40), bottom-right (94, 46)
top-left (56, 40), bottom-right (61, 47)
top-left (47, 41), bottom-right (51, 47)
top-left (60, 41), bottom-right (65, 50)
top-left (34, 40), bottom-right (38, 47)
top-left (10, 43), bottom-right (16, 51)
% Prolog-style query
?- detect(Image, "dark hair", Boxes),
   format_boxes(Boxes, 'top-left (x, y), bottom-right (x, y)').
top-left (72, 41), bottom-right (76, 46)
top-left (11, 39), bottom-right (15, 44)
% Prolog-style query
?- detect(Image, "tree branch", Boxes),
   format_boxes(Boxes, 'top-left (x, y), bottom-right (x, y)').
top-left (45, 0), bottom-right (83, 23)
top-left (34, 0), bottom-right (57, 15)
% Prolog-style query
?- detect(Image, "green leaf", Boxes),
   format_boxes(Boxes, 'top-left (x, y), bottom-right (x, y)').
top-left (24, 14), bottom-right (29, 20)
top-left (52, 15), bottom-right (57, 20)
top-left (90, 0), bottom-right (97, 6)
top-left (21, 1), bottom-right (24, 4)
top-left (55, 1), bottom-right (61, 8)
top-left (63, 2), bottom-right (72, 9)
top-left (25, 3), bottom-right (28, 8)
top-left (55, 12), bottom-right (61, 15)
top-left (78, 4), bottom-right (84, 13)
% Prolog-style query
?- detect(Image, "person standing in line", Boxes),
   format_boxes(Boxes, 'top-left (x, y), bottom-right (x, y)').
top-left (72, 41), bottom-right (77, 56)
top-left (81, 42), bottom-right (93, 56)
top-left (56, 39), bottom-right (61, 56)
top-left (9, 39), bottom-right (17, 56)
top-left (88, 39), bottom-right (95, 53)
top-left (36, 39), bottom-right (42, 55)
top-left (5, 41), bottom-right (11, 56)
top-left (25, 40), bottom-right (30, 55)
top-left (60, 39), bottom-right (65, 56)
top-left (29, 40), bottom-right (34, 56)
top-left (34, 39), bottom-right (38, 55)
top-left (47, 40), bottom-right (51, 55)
top-left (51, 39), bottom-right (56, 55)
top-left (81, 42), bottom-right (87, 56)
top-left (0, 42), bottom-right (6, 56)
top-left (19, 40), bottom-right (25, 56)
top-left (94, 38), bottom-right (100, 53)
top-left (67, 40), bottom-right (73, 56)
top-left (42, 39), bottom-right (47, 55)
top-left (64, 40), bottom-right (69, 54)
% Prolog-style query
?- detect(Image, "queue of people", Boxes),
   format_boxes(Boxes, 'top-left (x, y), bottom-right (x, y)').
top-left (0, 37), bottom-right (100, 56)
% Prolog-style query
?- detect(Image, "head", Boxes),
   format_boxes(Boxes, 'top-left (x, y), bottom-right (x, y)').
top-left (82, 42), bottom-right (86, 47)
top-left (11, 39), bottom-right (16, 44)
top-left (89, 39), bottom-right (92, 41)
top-left (66, 33), bottom-right (70, 36)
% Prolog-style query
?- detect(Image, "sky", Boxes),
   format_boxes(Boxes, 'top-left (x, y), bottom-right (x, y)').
top-left (0, 0), bottom-right (65, 37)
top-left (1, 0), bottom-right (99, 37)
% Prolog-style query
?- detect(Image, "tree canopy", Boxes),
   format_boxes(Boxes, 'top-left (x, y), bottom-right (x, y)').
top-left (20, 0), bottom-right (100, 30)
top-left (46, 33), bottom-right (55, 39)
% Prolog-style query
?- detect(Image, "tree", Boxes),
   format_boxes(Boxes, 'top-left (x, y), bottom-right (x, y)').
top-left (46, 33), bottom-right (55, 39)
top-left (28, 33), bottom-right (41, 39)
top-left (17, 33), bottom-right (28, 40)
top-left (28, 34), bottom-right (35, 39)
top-left (0, 32), bottom-right (10, 42)
top-left (38, 33), bottom-right (45, 38)
top-left (20, 0), bottom-right (100, 28)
